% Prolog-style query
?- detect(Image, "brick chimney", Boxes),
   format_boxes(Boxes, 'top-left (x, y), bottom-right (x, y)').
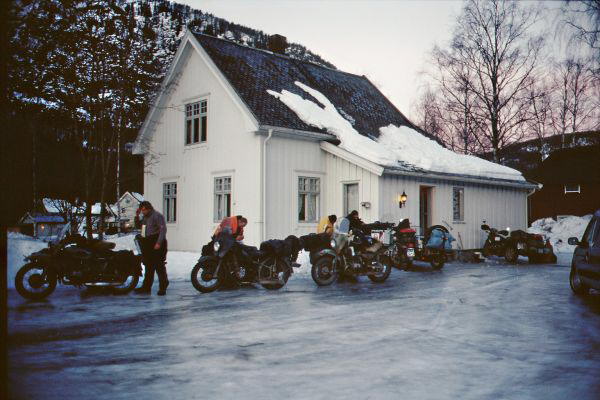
top-left (267, 34), bottom-right (288, 55)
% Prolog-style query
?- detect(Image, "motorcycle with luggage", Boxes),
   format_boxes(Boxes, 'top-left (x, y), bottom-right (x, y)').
top-left (191, 233), bottom-right (300, 293)
top-left (15, 225), bottom-right (143, 300)
top-left (381, 220), bottom-right (450, 270)
top-left (310, 218), bottom-right (392, 286)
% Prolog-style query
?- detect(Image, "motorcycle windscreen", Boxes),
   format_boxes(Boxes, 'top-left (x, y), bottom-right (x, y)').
top-left (337, 218), bottom-right (351, 234)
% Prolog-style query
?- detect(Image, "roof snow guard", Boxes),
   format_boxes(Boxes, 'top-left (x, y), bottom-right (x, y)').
top-left (193, 33), bottom-right (424, 140)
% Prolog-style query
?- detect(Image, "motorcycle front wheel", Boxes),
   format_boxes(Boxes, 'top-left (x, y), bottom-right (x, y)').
top-left (191, 259), bottom-right (221, 293)
top-left (430, 253), bottom-right (446, 270)
top-left (311, 257), bottom-right (337, 286)
top-left (368, 259), bottom-right (392, 283)
top-left (15, 263), bottom-right (57, 300)
top-left (259, 258), bottom-right (291, 290)
top-left (504, 246), bottom-right (518, 264)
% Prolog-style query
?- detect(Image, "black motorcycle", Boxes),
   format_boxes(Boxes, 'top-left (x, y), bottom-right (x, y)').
top-left (481, 223), bottom-right (555, 263)
top-left (311, 218), bottom-right (392, 286)
top-left (15, 226), bottom-right (142, 300)
top-left (191, 233), bottom-right (300, 293)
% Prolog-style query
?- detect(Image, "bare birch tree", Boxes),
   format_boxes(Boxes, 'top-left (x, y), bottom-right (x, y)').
top-left (430, 0), bottom-right (545, 162)
top-left (551, 57), bottom-right (597, 147)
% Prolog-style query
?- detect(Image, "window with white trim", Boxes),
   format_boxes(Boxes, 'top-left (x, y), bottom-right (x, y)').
top-left (453, 187), bottom-right (464, 222)
top-left (564, 184), bottom-right (580, 194)
top-left (185, 100), bottom-right (207, 145)
top-left (298, 177), bottom-right (320, 222)
top-left (163, 182), bottom-right (177, 223)
top-left (214, 177), bottom-right (232, 222)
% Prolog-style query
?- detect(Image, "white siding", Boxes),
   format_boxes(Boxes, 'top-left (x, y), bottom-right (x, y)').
top-left (144, 42), bottom-right (261, 251)
top-left (323, 152), bottom-right (380, 223)
top-left (265, 137), bottom-right (326, 239)
top-left (379, 174), bottom-right (529, 249)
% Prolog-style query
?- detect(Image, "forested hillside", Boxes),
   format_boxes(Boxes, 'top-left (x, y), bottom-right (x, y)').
top-left (6, 0), bottom-right (335, 225)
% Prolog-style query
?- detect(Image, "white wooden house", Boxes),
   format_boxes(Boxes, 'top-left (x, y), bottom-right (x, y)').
top-left (134, 31), bottom-right (537, 251)
top-left (108, 191), bottom-right (145, 230)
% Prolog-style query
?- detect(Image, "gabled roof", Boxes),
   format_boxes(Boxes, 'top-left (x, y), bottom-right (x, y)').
top-left (192, 33), bottom-right (425, 140)
top-left (118, 191), bottom-right (144, 203)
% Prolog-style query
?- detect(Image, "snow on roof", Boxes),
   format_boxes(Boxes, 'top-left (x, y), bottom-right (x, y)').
top-left (130, 192), bottom-right (144, 202)
top-left (268, 82), bottom-right (525, 182)
top-left (42, 198), bottom-right (62, 214)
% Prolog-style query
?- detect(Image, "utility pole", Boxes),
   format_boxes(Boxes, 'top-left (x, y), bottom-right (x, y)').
top-left (116, 124), bottom-right (121, 236)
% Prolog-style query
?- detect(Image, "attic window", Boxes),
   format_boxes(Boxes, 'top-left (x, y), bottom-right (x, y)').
top-left (564, 184), bottom-right (580, 194)
top-left (185, 100), bottom-right (208, 145)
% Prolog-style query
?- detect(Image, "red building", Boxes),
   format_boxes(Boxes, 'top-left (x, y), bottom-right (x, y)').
top-left (529, 146), bottom-right (600, 223)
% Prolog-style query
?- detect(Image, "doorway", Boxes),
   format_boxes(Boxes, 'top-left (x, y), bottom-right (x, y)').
top-left (343, 183), bottom-right (359, 216)
top-left (419, 186), bottom-right (433, 235)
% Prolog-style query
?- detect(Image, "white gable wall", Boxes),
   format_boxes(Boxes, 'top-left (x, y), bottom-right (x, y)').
top-left (265, 136), bottom-right (326, 239)
top-left (143, 41), bottom-right (261, 251)
top-left (323, 152), bottom-right (380, 223)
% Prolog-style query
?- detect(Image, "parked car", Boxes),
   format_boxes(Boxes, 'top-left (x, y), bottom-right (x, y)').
top-left (568, 210), bottom-right (600, 295)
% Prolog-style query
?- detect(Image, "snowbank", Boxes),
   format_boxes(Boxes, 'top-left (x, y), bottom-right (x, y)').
top-left (7, 232), bottom-right (48, 289)
top-left (528, 215), bottom-right (592, 253)
top-left (268, 81), bottom-right (524, 181)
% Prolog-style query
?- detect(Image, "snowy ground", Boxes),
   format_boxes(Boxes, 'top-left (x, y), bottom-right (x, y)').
top-left (7, 255), bottom-right (600, 400)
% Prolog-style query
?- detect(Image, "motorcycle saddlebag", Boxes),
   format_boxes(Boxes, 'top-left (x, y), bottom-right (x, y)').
top-left (260, 239), bottom-right (291, 258)
top-left (299, 233), bottom-right (329, 252)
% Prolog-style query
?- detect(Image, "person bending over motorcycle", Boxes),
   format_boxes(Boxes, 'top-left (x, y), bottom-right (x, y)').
top-left (134, 201), bottom-right (169, 295)
top-left (317, 215), bottom-right (337, 236)
top-left (214, 215), bottom-right (247, 242)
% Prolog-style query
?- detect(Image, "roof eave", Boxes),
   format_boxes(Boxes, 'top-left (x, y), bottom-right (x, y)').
top-left (258, 125), bottom-right (337, 141)
top-left (382, 167), bottom-right (538, 189)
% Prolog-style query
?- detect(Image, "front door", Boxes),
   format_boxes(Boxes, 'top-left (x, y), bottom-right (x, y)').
top-left (344, 183), bottom-right (359, 216)
top-left (419, 186), bottom-right (432, 235)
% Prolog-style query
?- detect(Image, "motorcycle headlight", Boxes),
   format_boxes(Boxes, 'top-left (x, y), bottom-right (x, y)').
top-left (213, 242), bottom-right (221, 252)
top-left (330, 239), bottom-right (336, 249)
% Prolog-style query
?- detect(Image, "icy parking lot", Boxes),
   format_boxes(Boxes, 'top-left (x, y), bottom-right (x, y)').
top-left (7, 260), bottom-right (600, 400)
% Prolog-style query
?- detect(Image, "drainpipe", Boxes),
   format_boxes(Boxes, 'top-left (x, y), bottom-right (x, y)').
top-left (262, 129), bottom-right (273, 241)
top-left (525, 182), bottom-right (542, 226)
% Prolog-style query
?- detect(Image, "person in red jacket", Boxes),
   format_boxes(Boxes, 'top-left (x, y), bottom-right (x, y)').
top-left (213, 215), bottom-right (247, 241)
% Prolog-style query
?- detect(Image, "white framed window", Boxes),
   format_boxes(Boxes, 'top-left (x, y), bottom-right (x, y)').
top-left (185, 100), bottom-right (208, 145)
top-left (564, 184), bottom-right (580, 194)
top-left (214, 176), bottom-right (232, 222)
top-left (163, 182), bottom-right (177, 223)
top-left (298, 177), bottom-right (320, 222)
top-left (453, 187), bottom-right (464, 222)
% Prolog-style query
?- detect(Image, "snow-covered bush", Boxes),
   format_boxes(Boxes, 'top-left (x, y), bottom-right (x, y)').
top-left (528, 215), bottom-right (592, 253)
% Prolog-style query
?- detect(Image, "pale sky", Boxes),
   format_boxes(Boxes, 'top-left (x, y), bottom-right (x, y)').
top-left (181, 0), bottom-right (567, 119)
top-left (181, 0), bottom-right (464, 117)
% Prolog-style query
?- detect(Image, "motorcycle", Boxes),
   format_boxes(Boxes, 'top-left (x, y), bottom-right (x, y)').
top-left (481, 222), bottom-right (555, 263)
top-left (310, 218), bottom-right (392, 286)
top-left (191, 233), bottom-right (300, 293)
top-left (15, 225), bottom-right (143, 300)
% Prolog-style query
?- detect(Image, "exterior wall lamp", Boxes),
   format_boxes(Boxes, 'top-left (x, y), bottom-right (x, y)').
top-left (398, 191), bottom-right (407, 208)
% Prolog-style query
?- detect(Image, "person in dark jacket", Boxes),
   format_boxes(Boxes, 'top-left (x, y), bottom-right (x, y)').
top-left (346, 210), bottom-right (365, 232)
top-left (134, 201), bottom-right (169, 295)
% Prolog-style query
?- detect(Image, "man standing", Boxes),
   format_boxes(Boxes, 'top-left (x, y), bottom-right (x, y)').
top-left (134, 201), bottom-right (169, 295)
